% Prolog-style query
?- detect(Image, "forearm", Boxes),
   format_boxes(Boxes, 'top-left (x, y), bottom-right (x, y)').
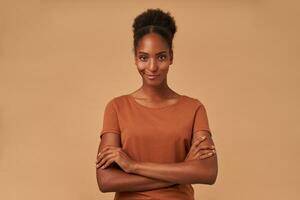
top-left (96, 164), bottom-right (178, 192)
top-left (131, 156), bottom-right (218, 185)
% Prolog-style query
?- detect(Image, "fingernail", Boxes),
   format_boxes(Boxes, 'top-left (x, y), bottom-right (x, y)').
top-left (201, 136), bottom-right (206, 139)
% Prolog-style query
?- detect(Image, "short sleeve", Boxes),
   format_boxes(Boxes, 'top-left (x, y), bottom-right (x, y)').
top-left (192, 102), bottom-right (212, 137)
top-left (99, 98), bottom-right (121, 138)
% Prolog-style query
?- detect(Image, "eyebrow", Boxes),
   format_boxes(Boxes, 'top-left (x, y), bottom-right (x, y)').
top-left (137, 51), bottom-right (167, 55)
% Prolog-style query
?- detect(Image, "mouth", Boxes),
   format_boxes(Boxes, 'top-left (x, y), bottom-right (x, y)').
top-left (145, 73), bottom-right (159, 79)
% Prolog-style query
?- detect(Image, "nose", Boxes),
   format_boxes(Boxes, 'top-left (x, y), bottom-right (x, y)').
top-left (148, 58), bottom-right (158, 72)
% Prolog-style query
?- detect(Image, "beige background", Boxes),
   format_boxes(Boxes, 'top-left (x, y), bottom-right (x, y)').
top-left (1, 0), bottom-right (299, 199)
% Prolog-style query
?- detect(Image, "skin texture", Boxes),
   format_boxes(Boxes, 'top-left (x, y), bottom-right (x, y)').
top-left (96, 32), bottom-right (218, 192)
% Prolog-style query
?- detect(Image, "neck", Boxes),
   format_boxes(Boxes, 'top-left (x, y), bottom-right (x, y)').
top-left (139, 79), bottom-right (174, 100)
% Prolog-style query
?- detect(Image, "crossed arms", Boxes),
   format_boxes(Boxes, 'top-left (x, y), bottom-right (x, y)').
top-left (96, 130), bottom-right (218, 193)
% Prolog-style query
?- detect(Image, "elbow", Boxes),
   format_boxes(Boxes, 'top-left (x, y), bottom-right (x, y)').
top-left (98, 182), bottom-right (114, 193)
top-left (96, 170), bottom-right (110, 193)
top-left (98, 182), bottom-right (108, 193)
top-left (207, 168), bottom-right (218, 185)
top-left (98, 185), bottom-right (107, 193)
top-left (207, 174), bottom-right (217, 185)
top-left (98, 179), bottom-right (118, 193)
top-left (196, 167), bottom-right (218, 185)
top-left (96, 176), bottom-right (108, 193)
top-left (194, 171), bottom-right (217, 185)
top-left (96, 165), bottom-right (123, 193)
top-left (98, 179), bottom-right (113, 193)
top-left (203, 157), bottom-right (218, 185)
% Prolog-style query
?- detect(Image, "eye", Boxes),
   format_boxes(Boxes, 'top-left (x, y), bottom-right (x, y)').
top-left (139, 55), bottom-right (148, 62)
top-left (158, 55), bottom-right (167, 61)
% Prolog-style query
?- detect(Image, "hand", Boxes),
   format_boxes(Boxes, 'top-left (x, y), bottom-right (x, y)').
top-left (184, 136), bottom-right (216, 161)
top-left (96, 146), bottom-right (137, 173)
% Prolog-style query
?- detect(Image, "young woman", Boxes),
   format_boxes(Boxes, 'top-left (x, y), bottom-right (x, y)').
top-left (95, 8), bottom-right (218, 200)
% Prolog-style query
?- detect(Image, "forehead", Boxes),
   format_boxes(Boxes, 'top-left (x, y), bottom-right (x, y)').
top-left (136, 33), bottom-right (169, 54)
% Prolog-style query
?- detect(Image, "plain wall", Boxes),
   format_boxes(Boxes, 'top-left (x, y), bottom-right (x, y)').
top-left (0, 0), bottom-right (299, 199)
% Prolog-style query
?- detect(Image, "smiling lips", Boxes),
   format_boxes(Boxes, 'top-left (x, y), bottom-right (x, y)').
top-left (145, 74), bottom-right (159, 79)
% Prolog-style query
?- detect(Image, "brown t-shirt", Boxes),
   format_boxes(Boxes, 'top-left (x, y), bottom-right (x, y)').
top-left (100, 94), bottom-right (211, 200)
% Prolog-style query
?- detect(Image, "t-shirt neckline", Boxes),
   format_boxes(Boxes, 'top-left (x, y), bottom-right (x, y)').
top-left (127, 94), bottom-right (184, 110)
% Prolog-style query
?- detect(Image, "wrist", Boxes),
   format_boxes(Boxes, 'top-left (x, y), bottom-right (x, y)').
top-left (130, 161), bottom-right (141, 173)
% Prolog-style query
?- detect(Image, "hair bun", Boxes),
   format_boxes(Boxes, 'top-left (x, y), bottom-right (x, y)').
top-left (133, 8), bottom-right (177, 38)
top-left (132, 8), bottom-right (177, 54)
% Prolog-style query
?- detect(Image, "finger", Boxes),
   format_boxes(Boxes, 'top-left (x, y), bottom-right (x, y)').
top-left (96, 156), bottom-right (104, 165)
top-left (97, 145), bottom-right (116, 157)
top-left (96, 150), bottom-right (116, 166)
top-left (195, 145), bottom-right (215, 150)
top-left (100, 158), bottom-right (114, 169)
top-left (191, 136), bottom-right (207, 150)
top-left (97, 149), bottom-right (116, 165)
top-left (98, 154), bottom-right (116, 169)
top-left (98, 151), bottom-right (116, 167)
top-left (96, 156), bottom-right (107, 168)
top-left (98, 147), bottom-right (110, 156)
top-left (196, 149), bottom-right (216, 156)
top-left (97, 147), bottom-right (122, 164)
top-left (194, 136), bottom-right (207, 146)
top-left (198, 152), bottom-right (215, 160)
top-left (196, 149), bottom-right (211, 155)
top-left (96, 153), bottom-right (105, 163)
top-left (97, 153), bottom-right (115, 168)
top-left (97, 148), bottom-right (116, 162)
top-left (202, 149), bottom-right (216, 154)
top-left (193, 139), bottom-right (202, 146)
top-left (191, 145), bottom-right (214, 155)
top-left (194, 136), bottom-right (206, 144)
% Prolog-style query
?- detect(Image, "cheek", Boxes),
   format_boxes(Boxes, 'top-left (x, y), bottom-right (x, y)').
top-left (136, 62), bottom-right (147, 71)
top-left (135, 60), bottom-right (170, 73)
top-left (159, 63), bottom-right (170, 72)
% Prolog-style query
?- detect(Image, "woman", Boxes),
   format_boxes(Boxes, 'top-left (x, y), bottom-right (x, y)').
top-left (95, 8), bottom-right (218, 200)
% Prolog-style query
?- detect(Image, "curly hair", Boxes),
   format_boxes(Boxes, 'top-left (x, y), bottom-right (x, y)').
top-left (132, 8), bottom-right (177, 55)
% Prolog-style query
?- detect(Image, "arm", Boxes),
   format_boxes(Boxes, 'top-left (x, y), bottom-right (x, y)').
top-left (131, 131), bottom-right (218, 185)
top-left (96, 132), bottom-right (178, 193)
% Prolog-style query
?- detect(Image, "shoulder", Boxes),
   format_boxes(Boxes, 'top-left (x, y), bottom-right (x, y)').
top-left (181, 94), bottom-right (206, 108)
top-left (105, 94), bottom-right (130, 109)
